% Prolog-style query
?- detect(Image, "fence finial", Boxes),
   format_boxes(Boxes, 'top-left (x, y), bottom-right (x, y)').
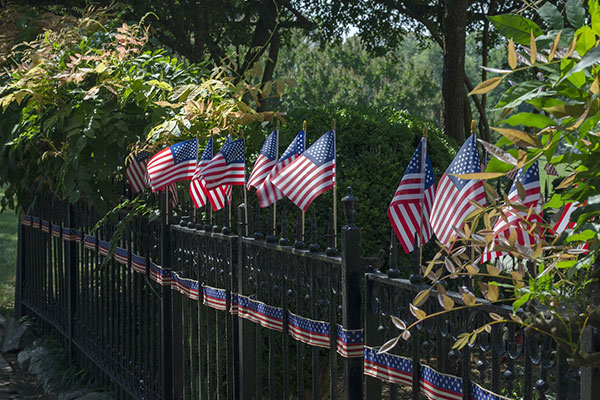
top-left (342, 187), bottom-right (357, 227)
top-left (387, 230), bottom-right (401, 278)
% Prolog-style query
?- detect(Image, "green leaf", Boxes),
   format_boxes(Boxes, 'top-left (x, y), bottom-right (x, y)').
top-left (538, 2), bottom-right (564, 29)
top-left (591, 0), bottom-right (600, 35)
top-left (566, 0), bottom-right (586, 28)
top-left (566, 229), bottom-right (596, 242)
top-left (575, 26), bottom-right (597, 56)
top-left (501, 112), bottom-right (555, 129)
top-left (485, 156), bottom-right (516, 173)
top-left (488, 14), bottom-right (543, 45)
top-left (513, 292), bottom-right (531, 312)
top-left (559, 45), bottom-right (600, 84)
top-left (495, 80), bottom-right (550, 109)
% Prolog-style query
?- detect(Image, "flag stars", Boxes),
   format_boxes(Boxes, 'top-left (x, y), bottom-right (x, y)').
top-left (222, 139), bottom-right (245, 164)
top-left (171, 139), bottom-right (198, 164)
top-left (200, 138), bottom-right (214, 161)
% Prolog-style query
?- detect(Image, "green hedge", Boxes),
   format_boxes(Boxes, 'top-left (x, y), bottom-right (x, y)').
top-left (249, 106), bottom-right (458, 269)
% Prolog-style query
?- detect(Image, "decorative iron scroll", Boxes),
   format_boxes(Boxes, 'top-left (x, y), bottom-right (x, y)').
top-left (363, 346), bottom-right (510, 400)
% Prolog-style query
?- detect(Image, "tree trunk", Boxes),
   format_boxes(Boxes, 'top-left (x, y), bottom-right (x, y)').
top-left (258, 31), bottom-right (281, 112)
top-left (441, 0), bottom-right (468, 144)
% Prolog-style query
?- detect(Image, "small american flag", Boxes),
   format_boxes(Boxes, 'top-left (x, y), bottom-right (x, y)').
top-left (544, 162), bottom-right (559, 176)
top-left (288, 312), bottom-right (330, 348)
top-left (553, 201), bottom-right (578, 233)
top-left (147, 139), bottom-right (197, 191)
top-left (126, 151), bottom-right (151, 193)
top-left (430, 134), bottom-right (486, 245)
top-left (203, 137), bottom-right (245, 190)
top-left (336, 325), bottom-right (364, 358)
top-left (363, 346), bottom-right (412, 386)
top-left (189, 138), bottom-right (232, 211)
top-left (237, 295), bottom-right (284, 331)
top-left (247, 130), bottom-right (278, 190)
top-left (256, 130), bottom-right (306, 208)
top-left (419, 364), bottom-right (462, 400)
top-left (388, 137), bottom-right (435, 253)
top-left (272, 130), bottom-right (335, 211)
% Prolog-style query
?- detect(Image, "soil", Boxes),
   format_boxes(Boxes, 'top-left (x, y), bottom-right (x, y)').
top-left (0, 352), bottom-right (46, 399)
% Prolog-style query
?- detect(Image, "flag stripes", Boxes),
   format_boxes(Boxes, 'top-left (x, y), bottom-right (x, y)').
top-left (147, 139), bottom-right (197, 191)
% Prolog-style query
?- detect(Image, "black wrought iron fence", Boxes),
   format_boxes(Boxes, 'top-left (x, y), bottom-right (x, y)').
top-left (14, 187), bottom-right (595, 400)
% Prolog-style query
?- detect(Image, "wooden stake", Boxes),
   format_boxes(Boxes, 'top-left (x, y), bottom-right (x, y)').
top-left (274, 120), bottom-right (280, 235)
top-left (302, 210), bottom-right (305, 241)
top-left (332, 119), bottom-right (337, 247)
top-left (418, 126), bottom-right (427, 267)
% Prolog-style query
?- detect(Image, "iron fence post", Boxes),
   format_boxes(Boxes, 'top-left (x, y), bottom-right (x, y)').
top-left (65, 203), bottom-right (78, 362)
top-left (15, 210), bottom-right (24, 319)
top-left (581, 326), bottom-right (600, 400)
top-left (341, 188), bottom-right (363, 400)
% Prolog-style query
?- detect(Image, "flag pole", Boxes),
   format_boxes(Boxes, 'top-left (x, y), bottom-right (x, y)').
top-left (332, 119), bottom-right (337, 248)
top-left (274, 120), bottom-right (280, 236)
top-left (302, 120), bottom-right (308, 241)
top-left (470, 120), bottom-right (477, 267)
top-left (242, 132), bottom-right (249, 236)
top-left (418, 126), bottom-right (427, 267)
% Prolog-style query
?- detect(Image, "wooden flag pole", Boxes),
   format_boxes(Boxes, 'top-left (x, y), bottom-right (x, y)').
top-left (332, 119), bottom-right (337, 248)
top-left (418, 126), bottom-right (428, 267)
top-left (301, 120), bottom-right (307, 240)
top-left (470, 120), bottom-right (477, 264)
top-left (273, 119), bottom-right (280, 236)
top-left (242, 132), bottom-right (249, 236)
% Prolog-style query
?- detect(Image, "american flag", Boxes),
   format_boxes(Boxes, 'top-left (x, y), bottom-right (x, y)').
top-left (126, 151), bottom-right (151, 193)
top-left (431, 134), bottom-right (486, 245)
top-left (363, 346), bottom-right (413, 386)
top-left (272, 130), bottom-right (335, 211)
top-left (553, 201), bottom-right (578, 233)
top-left (203, 137), bottom-right (245, 190)
top-left (388, 137), bottom-right (435, 253)
top-left (481, 162), bottom-right (543, 263)
top-left (288, 312), bottom-right (330, 348)
top-left (147, 139), bottom-right (197, 191)
top-left (237, 295), bottom-right (283, 331)
top-left (544, 162), bottom-right (559, 176)
top-left (419, 364), bottom-right (462, 400)
top-left (336, 325), bottom-right (364, 358)
top-left (256, 130), bottom-right (306, 208)
top-left (203, 286), bottom-right (228, 310)
top-left (189, 138), bottom-right (233, 211)
top-left (247, 130), bottom-right (278, 190)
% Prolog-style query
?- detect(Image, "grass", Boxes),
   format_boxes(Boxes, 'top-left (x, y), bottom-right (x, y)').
top-left (0, 189), bottom-right (17, 317)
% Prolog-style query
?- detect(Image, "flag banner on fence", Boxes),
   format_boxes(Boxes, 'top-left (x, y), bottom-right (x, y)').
top-left (544, 162), bottom-right (559, 176)
top-left (203, 285), bottom-right (228, 310)
top-left (62, 228), bottom-right (79, 242)
top-left (257, 130), bottom-right (306, 208)
top-left (247, 130), bottom-right (278, 190)
top-left (171, 271), bottom-right (200, 300)
top-left (21, 216), bottom-right (32, 226)
top-left (272, 130), bottom-right (335, 211)
top-left (363, 346), bottom-right (413, 386)
top-left (41, 220), bottom-right (49, 233)
top-left (288, 311), bottom-right (330, 347)
top-left (419, 364), bottom-right (462, 400)
top-left (147, 139), bottom-right (197, 191)
top-left (190, 137), bottom-right (232, 211)
top-left (237, 295), bottom-right (284, 331)
top-left (229, 292), bottom-right (239, 315)
top-left (149, 262), bottom-right (172, 286)
top-left (51, 224), bottom-right (60, 237)
top-left (32, 217), bottom-right (40, 229)
top-left (114, 247), bottom-right (128, 265)
top-left (203, 137), bottom-right (245, 190)
top-left (126, 150), bottom-right (151, 193)
top-left (482, 161), bottom-right (543, 263)
top-left (388, 137), bottom-right (435, 253)
top-left (431, 134), bottom-right (486, 245)
top-left (131, 253), bottom-right (146, 273)
top-left (336, 325), bottom-right (364, 358)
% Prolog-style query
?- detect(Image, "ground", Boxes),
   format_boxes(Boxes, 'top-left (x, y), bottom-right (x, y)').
top-left (0, 353), bottom-right (45, 399)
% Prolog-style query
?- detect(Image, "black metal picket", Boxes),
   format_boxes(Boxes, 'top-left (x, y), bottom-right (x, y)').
top-left (13, 188), bottom-right (594, 400)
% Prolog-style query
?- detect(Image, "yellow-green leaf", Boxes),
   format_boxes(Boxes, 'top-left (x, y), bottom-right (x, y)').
top-left (409, 304), bottom-right (427, 320)
top-left (441, 294), bottom-right (455, 310)
top-left (487, 264), bottom-right (500, 276)
top-left (529, 30), bottom-right (537, 65)
top-left (492, 127), bottom-right (542, 148)
top-left (487, 283), bottom-right (499, 301)
top-left (413, 289), bottom-right (431, 307)
top-left (451, 172), bottom-right (505, 180)
top-left (508, 38), bottom-right (517, 69)
top-left (469, 77), bottom-right (503, 95)
top-left (548, 31), bottom-right (562, 61)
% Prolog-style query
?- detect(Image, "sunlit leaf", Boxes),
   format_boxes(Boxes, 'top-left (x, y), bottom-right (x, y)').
top-left (378, 336), bottom-right (400, 354)
top-left (391, 315), bottom-right (406, 331)
top-left (508, 38), bottom-right (517, 69)
top-left (469, 77), bottom-right (503, 95)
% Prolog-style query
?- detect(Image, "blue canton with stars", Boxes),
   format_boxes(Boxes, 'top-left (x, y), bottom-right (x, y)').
top-left (421, 365), bottom-right (462, 395)
top-left (446, 134), bottom-right (482, 189)
top-left (336, 325), bottom-right (363, 345)
top-left (280, 130), bottom-right (306, 162)
top-left (510, 160), bottom-right (539, 191)
top-left (200, 138), bottom-right (214, 161)
top-left (405, 138), bottom-right (435, 189)
top-left (220, 138), bottom-right (245, 164)
top-left (135, 151), bottom-right (150, 163)
top-left (259, 130), bottom-right (278, 160)
top-left (289, 313), bottom-right (329, 336)
top-left (170, 139), bottom-right (198, 165)
top-left (303, 130), bottom-right (335, 166)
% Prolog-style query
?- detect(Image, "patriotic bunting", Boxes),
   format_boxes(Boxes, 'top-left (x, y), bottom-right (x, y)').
top-left (237, 295), bottom-right (284, 331)
top-left (288, 312), bottom-right (330, 347)
top-left (256, 130), bottom-right (306, 208)
top-left (431, 134), bottom-right (486, 245)
top-left (272, 130), bottom-right (335, 211)
top-left (388, 137), bottom-right (435, 253)
top-left (147, 139), bottom-right (197, 191)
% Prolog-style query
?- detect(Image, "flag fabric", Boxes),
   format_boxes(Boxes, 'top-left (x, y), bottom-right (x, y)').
top-left (256, 130), bottom-right (306, 208)
top-left (203, 138), bottom-right (245, 190)
top-left (147, 139), bottom-right (197, 191)
top-left (553, 201), bottom-right (578, 234)
top-left (167, 183), bottom-right (178, 209)
top-left (189, 137), bottom-right (232, 211)
top-left (387, 137), bottom-right (435, 253)
top-left (288, 312), bottom-right (330, 347)
top-left (481, 162), bottom-right (543, 263)
top-left (544, 162), bottom-right (559, 176)
top-left (126, 151), bottom-right (151, 193)
top-left (430, 134), bottom-right (486, 245)
top-left (247, 130), bottom-right (278, 190)
top-left (271, 130), bottom-right (335, 211)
